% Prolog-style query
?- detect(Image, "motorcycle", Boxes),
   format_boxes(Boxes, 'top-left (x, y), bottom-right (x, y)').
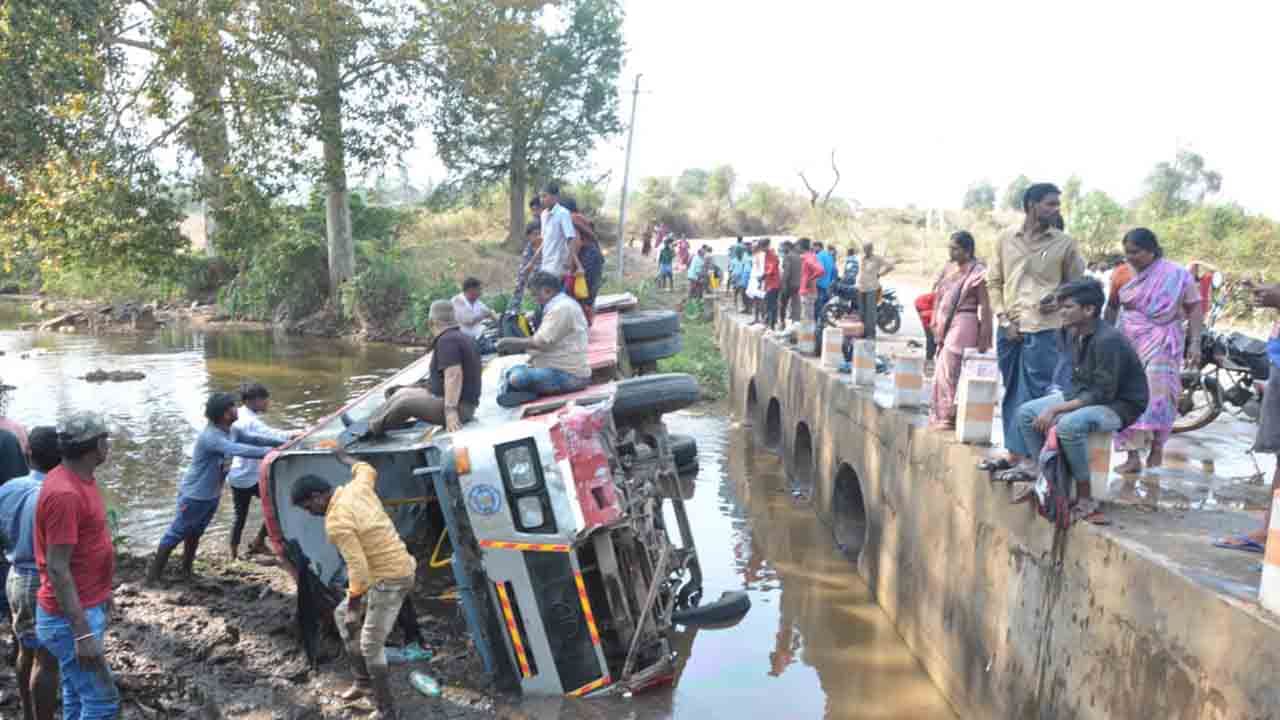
top-left (1173, 276), bottom-right (1269, 433)
top-left (821, 283), bottom-right (903, 335)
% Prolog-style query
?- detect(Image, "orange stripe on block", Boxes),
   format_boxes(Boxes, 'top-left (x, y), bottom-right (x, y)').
top-left (479, 540), bottom-right (571, 553)
top-left (568, 675), bottom-right (612, 697)
top-left (962, 403), bottom-right (996, 422)
top-left (894, 374), bottom-right (924, 390)
top-left (495, 583), bottom-right (532, 678)
top-left (573, 571), bottom-right (603, 647)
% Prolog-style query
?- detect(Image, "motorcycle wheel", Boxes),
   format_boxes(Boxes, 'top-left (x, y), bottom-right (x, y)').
top-left (1172, 377), bottom-right (1223, 434)
top-left (877, 304), bottom-right (902, 335)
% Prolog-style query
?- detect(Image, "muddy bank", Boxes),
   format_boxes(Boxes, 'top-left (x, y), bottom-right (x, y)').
top-left (0, 550), bottom-right (503, 719)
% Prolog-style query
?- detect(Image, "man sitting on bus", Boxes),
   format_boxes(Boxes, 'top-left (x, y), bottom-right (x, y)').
top-left (494, 271), bottom-right (591, 406)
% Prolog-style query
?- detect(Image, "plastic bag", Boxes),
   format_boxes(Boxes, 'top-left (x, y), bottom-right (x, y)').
top-left (573, 271), bottom-right (589, 300)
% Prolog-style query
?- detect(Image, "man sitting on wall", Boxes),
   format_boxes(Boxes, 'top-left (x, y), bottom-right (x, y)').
top-left (494, 271), bottom-right (591, 407)
top-left (999, 278), bottom-right (1148, 524)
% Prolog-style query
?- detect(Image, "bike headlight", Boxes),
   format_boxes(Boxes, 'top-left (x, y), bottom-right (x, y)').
top-left (502, 445), bottom-right (538, 491)
top-left (516, 496), bottom-right (544, 528)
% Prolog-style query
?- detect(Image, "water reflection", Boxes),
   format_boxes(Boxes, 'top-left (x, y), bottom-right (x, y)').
top-left (0, 313), bottom-right (409, 543)
top-left (522, 414), bottom-right (954, 720)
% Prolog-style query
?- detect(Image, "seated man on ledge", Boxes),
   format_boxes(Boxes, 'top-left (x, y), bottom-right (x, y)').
top-left (367, 300), bottom-right (481, 436)
top-left (1000, 279), bottom-right (1148, 511)
top-left (495, 270), bottom-right (591, 407)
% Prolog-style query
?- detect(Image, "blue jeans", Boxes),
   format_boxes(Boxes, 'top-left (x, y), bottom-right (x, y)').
top-left (504, 364), bottom-right (590, 397)
top-left (998, 328), bottom-right (1063, 457)
top-left (37, 603), bottom-right (120, 719)
top-left (1016, 392), bottom-right (1123, 483)
top-left (158, 496), bottom-right (220, 549)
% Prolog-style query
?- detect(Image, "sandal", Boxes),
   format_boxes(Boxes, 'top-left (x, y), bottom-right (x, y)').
top-left (994, 467), bottom-right (1035, 484)
top-left (977, 456), bottom-right (1015, 472)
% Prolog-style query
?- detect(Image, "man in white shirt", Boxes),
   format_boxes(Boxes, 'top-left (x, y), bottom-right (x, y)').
top-left (451, 277), bottom-right (495, 340)
top-left (227, 382), bottom-right (294, 559)
top-left (533, 182), bottom-right (578, 277)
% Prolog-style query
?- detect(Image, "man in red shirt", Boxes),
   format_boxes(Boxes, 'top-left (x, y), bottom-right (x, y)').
top-left (34, 413), bottom-right (119, 719)
top-left (759, 238), bottom-right (782, 330)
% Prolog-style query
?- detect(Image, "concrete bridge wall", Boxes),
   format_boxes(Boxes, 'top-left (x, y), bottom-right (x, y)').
top-left (717, 308), bottom-right (1280, 720)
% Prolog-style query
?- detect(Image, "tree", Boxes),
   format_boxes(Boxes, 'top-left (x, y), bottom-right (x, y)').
top-left (676, 168), bottom-right (710, 198)
top-left (1067, 189), bottom-right (1127, 259)
top-left (227, 0), bottom-right (429, 296)
top-left (1003, 174), bottom-right (1031, 211)
top-left (706, 165), bottom-right (736, 208)
top-left (1061, 175), bottom-right (1082, 220)
top-left (1140, 150), bottom-right (1222, 220)
top-left (962, 181), bottom-right (996, 211)
top-left (423, 0), bottom-right (625, 250)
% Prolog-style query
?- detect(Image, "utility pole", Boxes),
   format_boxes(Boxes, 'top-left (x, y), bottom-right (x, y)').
top-left (616, 74), bottom-right (642, 282)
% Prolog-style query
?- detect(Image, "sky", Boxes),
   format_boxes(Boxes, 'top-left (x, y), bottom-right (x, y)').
top-left (406, 0), bottom-right (1280, 215)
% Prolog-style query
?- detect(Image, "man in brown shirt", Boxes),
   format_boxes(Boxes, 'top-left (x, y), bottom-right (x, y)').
top-left (983, 183), bottom-right (1086, 469)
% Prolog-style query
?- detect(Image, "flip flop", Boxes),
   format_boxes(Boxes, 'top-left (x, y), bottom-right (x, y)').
top-left (977, 457), bottom-right (1015, 472)
top-left (1212, 535), bottom-right (1265, 554)
top-left (994, 468), bottom-right (1035, 484)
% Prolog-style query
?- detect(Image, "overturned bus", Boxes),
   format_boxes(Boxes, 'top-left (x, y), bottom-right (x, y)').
top-left (259, 305), bottom-right (734, 698)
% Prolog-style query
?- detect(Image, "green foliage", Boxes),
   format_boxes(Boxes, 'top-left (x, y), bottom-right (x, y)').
top-left (962, 182), bottom-right (996, 211)
top-left (1003, 174), bottom-right (1031, 211)
top-left (219, 219), bottom-right (329, 321)
top-left (0, 152), bottom-right (187, 281)
top-left (657, 312), bottom-right (726, 401)
top-left (1068, 189), bottom-right (1128, 260)
top-left (1139, 150), bottom-right (1222, 222)
top-left (423, 0), bottom-right (625, 247)
top-left (0, 0), bottom-right (124, 174)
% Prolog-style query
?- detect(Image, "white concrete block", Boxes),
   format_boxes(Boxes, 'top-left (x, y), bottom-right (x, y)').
top-left (1261, 489), bottom-right (1280, 614)
top-left (955, 376), bottom-right (998, 445)
top-left (851, 339), bottom-right (877, 386)
top-left (892, 349), bottom-right (926, 408)
top-left (821, 327), bottom-right (845, 369)
top-left (1087, 431), bottom-right (1113, 499)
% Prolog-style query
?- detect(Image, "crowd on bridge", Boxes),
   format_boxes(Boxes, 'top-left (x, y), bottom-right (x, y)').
top-left (713, 183), bottom-right (1280, 534)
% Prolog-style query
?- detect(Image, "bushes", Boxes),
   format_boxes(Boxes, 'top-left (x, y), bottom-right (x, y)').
top-left (219, 224), bottom-right (328, 321)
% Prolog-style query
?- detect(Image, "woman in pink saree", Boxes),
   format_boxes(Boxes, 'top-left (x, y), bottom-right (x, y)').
top-left (929, 231), bottom-right (993, 430)
top-left (1106, 228), bottom-right (1203, 473)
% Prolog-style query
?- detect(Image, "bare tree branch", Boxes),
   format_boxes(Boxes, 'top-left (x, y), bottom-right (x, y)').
top-left (824, 149), bottom-right (840, 205)
top-left (798, 171), bottom-right (819, 208)
top-left (112, 35), bottom-right (162, 54)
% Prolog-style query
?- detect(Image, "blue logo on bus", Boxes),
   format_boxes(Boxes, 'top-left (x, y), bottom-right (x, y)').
top-left (467, 484), bottom-right (502, 516)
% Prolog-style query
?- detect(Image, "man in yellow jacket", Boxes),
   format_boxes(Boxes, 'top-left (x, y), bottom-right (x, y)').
top-left (292, 449), bottom-right (416, 719)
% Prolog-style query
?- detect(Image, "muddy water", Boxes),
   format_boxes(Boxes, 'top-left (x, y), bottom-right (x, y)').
top-left (0, 304), bottom-right (412, 543)
top-left (521, 412), bottom-right (955, 720)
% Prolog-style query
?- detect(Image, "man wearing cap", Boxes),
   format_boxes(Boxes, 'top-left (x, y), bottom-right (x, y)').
top-left (146, 392), bottom-right (286, 585)
top-left (291, 448), bottom-right (415, 719)
top-left (0, 426), bottom-right (60, 720)
top-left (366, 299), bottom-right (481, 436)
top-left (33, 413), bottom-right (119, 719)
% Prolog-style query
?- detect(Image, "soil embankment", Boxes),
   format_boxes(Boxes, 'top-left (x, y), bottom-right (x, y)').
top-left (0, 550), bottom-right (503, 719)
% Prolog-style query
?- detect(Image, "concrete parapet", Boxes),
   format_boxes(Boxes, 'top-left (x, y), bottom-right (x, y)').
top-left (716, 305), bottom-right (1280, 720)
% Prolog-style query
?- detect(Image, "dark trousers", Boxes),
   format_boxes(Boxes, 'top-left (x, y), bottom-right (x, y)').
top-left (779, 289), bottom-right (798, 326)
top-left (860, 291), bottom-right (878, 340)
top-left (231, 485), bottom-right (266, 550)
top-left (764, 289), bottom-right (780, 329)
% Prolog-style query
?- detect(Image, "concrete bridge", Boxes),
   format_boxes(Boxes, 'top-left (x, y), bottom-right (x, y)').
top-left (716, 306), bottom-right (1280, 719)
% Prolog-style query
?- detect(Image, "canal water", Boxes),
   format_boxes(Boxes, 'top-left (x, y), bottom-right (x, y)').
top-left (0, 303), bottom-right (954, 718)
